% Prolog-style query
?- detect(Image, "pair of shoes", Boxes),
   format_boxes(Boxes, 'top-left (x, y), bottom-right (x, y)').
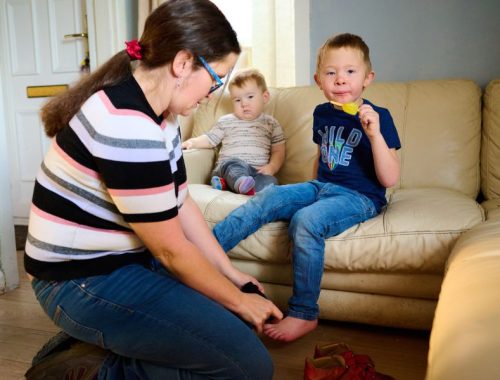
top-left (235, 176), bottom-right (255, 194)
top-left (25, 331), bottom-right (108, 380)
top-left (211, 175), bottom-right (227, 190)
top-left (304, 342), bottom-right (395, 380)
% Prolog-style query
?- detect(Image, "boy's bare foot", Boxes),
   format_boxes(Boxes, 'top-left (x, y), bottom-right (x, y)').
top-left (263, 316), bottom-right (318, 342)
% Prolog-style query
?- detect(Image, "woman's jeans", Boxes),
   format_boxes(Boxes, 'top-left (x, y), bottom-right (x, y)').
top-left (31, 260), bottom-right (273, 380)
top-left (213, 181), bottom-right (378, 321)
top-left (212, 158), bottom-right (278, 192)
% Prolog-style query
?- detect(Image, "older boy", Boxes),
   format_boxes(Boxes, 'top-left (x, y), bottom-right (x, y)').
top-left (213, 33), bottom-right (401, 342)
top-left (182, 68), bottom-right (285, 195)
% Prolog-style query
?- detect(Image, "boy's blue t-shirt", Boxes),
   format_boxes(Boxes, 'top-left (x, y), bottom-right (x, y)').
top-left (312, 99), bottom-right (401, 212)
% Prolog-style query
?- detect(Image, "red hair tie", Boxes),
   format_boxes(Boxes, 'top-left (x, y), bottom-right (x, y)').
top-left (125, 40), bottom-right (142, 60)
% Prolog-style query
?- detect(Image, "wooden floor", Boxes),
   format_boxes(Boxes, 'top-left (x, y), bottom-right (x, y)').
top-left (1, 250), bottom-right (430, 380)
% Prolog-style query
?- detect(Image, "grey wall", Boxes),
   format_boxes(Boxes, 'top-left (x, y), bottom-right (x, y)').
top-left (310, 0), bottom-right (500, 88)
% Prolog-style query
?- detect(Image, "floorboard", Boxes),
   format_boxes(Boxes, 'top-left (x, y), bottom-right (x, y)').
top-left (0, 249), bottom-right (429, 379)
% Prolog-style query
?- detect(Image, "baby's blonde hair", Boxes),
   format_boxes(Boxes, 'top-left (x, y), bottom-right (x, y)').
top-left (316, 33), bottom-right (372, 75)
top-left (229, 68), bottom-right (268, 93)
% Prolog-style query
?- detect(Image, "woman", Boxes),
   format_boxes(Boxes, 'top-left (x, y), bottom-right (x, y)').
top-left (24, 1), bottom-right (282, 379)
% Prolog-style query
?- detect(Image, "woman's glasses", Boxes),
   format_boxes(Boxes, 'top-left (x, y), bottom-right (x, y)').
top-left (198, 56), bottom-right (224, 94)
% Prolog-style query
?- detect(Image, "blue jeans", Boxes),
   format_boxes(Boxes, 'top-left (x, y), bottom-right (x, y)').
top-left (31, 260), bottom-right (273, 380)
top-left (213, 181), bottom-right (378, 321)
top-left (213, 158), bottom-right (278, 192)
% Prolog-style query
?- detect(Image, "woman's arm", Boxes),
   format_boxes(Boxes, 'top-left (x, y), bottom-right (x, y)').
top-left (177, 195), bottom-right (258, 288)
top-left (130, 197), bottom-right (282, 331)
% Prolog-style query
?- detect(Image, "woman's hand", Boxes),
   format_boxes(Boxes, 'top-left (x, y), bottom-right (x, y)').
top-left (236, 293), bottom-right (283, 334)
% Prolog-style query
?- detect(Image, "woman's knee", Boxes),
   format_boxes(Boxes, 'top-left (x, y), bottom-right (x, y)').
top-left (238, 344), bottom-right (274, 380)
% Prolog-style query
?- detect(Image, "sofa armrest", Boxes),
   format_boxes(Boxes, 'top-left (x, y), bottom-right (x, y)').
top-left (183, 148), bottom-right (216, 184)
top-left (426, 218), bottom-right (500, 380)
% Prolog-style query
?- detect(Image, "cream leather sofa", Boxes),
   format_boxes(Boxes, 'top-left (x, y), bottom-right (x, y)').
top-left (180, 78), bottom-right (500, 378)
top-left (425, 79), bottom-right (500, 380)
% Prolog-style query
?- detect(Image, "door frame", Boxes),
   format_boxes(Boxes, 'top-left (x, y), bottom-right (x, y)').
top-left (0, 62), bottom-right (17, 291)
top-left (0, 0), bottom-right (22, 291)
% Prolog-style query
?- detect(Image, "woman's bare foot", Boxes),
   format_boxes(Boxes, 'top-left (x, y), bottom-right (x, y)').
top-left (263, 316), bottom-right (318, 342)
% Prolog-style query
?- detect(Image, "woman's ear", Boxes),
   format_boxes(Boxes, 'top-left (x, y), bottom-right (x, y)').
top-left (172, 50), bottom-right (194, 78)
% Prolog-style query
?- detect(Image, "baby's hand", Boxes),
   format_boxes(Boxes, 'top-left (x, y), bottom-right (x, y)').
top-left (256, 165), bottom-right (274, 175)
top-left (181, 139), bottom-right (193, 150)
top-left (358, 104), bottom-right (381, 138)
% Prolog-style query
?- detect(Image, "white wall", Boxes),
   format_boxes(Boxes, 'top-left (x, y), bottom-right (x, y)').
top-left (309, 0), bottom-right (500, 88)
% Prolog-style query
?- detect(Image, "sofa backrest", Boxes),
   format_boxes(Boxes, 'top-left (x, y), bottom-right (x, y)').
top-left (186, 79), bottom-right (482, 199)
top-left (481, 78), bottom-right (500, 200)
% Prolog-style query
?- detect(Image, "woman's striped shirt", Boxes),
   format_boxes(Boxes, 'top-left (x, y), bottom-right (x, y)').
top-left (24, 75), bottom-right (187, 280)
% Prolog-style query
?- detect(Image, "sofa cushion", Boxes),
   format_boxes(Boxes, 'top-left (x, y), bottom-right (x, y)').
top-left (190, 184), bottom-right (484, 274)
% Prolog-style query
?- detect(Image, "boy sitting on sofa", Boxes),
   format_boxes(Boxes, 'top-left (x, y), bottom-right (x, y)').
top-left (213, 33), bottom-right (401, 342)
top-left (182, 68), bottom-right (285, 195)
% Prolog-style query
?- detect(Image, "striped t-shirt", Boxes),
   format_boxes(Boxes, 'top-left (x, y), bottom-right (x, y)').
top-left (205, 113), bottom-right (285, 167)
top-left (24, 75), bottom-right (187, 280)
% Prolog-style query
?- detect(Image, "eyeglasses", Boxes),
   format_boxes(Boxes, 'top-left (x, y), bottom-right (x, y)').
top-left (198, 56), bottom-right (224, 94)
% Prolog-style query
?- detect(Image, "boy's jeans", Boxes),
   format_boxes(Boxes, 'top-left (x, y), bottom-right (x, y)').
top-left (31, 260), bottom-right (273, 380)
top-left (212, 158), bottom-right (278, 192)
top-left (213, 180), bottom-right (378, 321)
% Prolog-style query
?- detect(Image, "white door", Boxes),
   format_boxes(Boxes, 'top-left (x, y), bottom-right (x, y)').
top-left (1, 0), bottom-right (88, 224)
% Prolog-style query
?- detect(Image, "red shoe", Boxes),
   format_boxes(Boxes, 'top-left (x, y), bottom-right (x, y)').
top-left (339, 351), bottom-right (395, 380)
top-left (314, 342), bottom-right (352, 359)
top-left (313, 343), bottom-right (394, 380)
top-left (304, 355), bottom-right (347, 380)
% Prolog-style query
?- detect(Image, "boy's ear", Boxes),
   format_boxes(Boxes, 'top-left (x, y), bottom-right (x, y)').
top-left (363, 70), bottom-right (375, 88)
top-left (314, 73), bottom-right (322, 89)
top-left (262, 90), bottom-right (270, 104)
top-left (172, 50), bottom-right (194, 77)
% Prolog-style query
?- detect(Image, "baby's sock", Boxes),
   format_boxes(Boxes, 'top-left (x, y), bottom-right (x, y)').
top-left (211, 176), bottom-right (227, 190)
top-left (244, 188), bottom-right (256, 196)
top-left (235, 176), bottom-right (255, 194)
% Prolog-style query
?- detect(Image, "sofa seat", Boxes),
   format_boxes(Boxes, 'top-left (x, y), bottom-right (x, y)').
top-left (192, 184), bottom-right (483, 273)
top-left (190, 182), bottom-right (483, 326)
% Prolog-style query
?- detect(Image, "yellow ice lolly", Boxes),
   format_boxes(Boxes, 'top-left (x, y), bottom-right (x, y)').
top-left (330, 101), bottom-right (359, 115)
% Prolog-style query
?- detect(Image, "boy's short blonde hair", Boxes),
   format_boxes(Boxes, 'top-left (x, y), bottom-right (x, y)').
top-left (316, 33), bottom-right (372, 74)
top-left (228, 68), bottom-right (268, 93)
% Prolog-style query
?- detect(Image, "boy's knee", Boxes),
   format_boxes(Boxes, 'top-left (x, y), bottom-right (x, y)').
top-left (289, 208), bottom-right (318, 235)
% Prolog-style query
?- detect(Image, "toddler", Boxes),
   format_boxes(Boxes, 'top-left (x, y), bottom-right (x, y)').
top-left (182, 68), bottom-right (285, 195)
